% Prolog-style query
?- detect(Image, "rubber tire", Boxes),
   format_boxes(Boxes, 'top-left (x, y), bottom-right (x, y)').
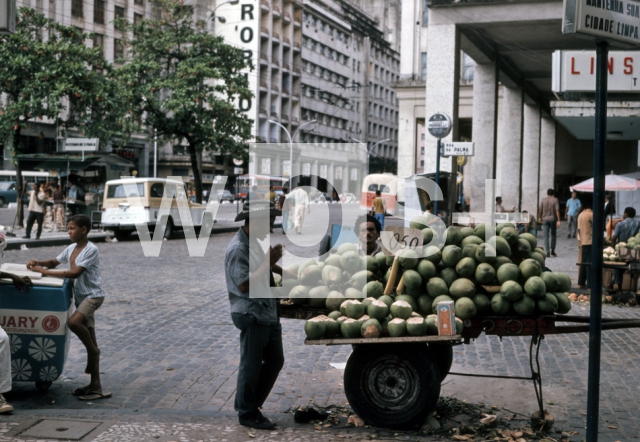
top-left (35, 381), bottom-right (52, 391)
top-left (425, 343), bottom-right (454, 381)
top-left (344, 344), bottom-right (441, 430)
top-left (113, 230), bottom-right (131, 241)
top-left (163, 217), bottom-right (173, 240)
top-left (0, 197), bottom-right (5, 208)
top-left (318, 235), bottom-right (331, 261)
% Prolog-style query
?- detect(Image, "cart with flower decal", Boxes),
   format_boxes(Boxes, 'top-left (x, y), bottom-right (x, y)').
top-left (0, 264), bottom-right (73, 391)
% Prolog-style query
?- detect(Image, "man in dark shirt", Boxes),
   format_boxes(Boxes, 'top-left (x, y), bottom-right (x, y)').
top-left (225, 201), bottom-right (291, 430)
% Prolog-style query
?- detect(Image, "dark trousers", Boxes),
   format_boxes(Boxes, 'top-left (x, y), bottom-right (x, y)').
top-left (578, 245), bottom-right (592, 287)
top-left (542, 220), bottom-right (557, 254)
top-left (231, 313), bottom-right (284, 415)
top-left (25, 211), bottom-right (44, 239)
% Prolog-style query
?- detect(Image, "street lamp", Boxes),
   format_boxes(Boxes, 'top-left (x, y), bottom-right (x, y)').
top-left (268, 119), bottom-right (317, 184)
top-left (206, 0), bottom-right (239, 32)
top-left (349, 137), bottom-right (390, 177)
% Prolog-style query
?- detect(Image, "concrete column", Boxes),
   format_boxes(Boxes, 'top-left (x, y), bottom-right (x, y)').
top-left (538, 115), bottom-right (556, 202)
top-left (495, 87), bottom-right (523, 210)
top-left (467, 61), bottom-right (498, 212)
top-left (521, 104), bottom-right (540, 214)
top-left (424, 24), bottom-right (460, 176)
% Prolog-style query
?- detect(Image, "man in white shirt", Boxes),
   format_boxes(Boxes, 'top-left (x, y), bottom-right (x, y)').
top-left (23, 182), bottom-right (46, 240)
top-left (289, 183), bottom-right (309, 234)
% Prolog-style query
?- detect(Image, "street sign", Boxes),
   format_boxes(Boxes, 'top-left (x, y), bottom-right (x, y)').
top-left (427, 113), bottom-right (452, 139)
top-left (552, 50), bottom-right (640, 92)
top-left (563, 0), bottom-right (640, 46)
top-left (443, 142), bottom-right (474, 156)
top-left (233, 167), bottom-right (244, 174)
top-left (233, 158), bottom-right (243, 166)
top-left (65, 138), bottom-right (99, 151)
top-left (0, 0), bottom-right (15, 35)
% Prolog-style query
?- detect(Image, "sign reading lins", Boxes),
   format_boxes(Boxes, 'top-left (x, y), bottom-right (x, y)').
top-left (563, 0), bottom-right (640, 46)
top-left (215, 1), bottom-right (258, 134)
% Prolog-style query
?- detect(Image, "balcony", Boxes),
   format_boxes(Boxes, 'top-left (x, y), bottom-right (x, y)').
top-left (261, 26), bottom-right (270, 38)
top-left (283, 12), bottom-right (291, 22)
top-left (271, 86), bottom-right (280, 93)
top-left (283, 37), bottom-right (290, 47)
top-left (281, 113), bottom-right (289, 123)
top-left (292, 66), bottom-right (301, 76)
top-left (282, 62), bottom-right (291, 71)
top-left (270, 137), bottom-right (278, 143)
top-left (271, 58), bottom-right (280, 68)
top-left (260, 81), bottom-right (268, 91)
top-left (272, 31), bottom-right (280, 40)
top-left (293, 42), bottom-right (301, 51)
top-left (256, 135), bottom-right (267, 143)
top-left (270, 111), bottom-right (279, 120)
top-left (260, 0), bottom-right (269, 12)
top-left (272, 5), bottom-right (281, 17)
top-left (259, 108), bottom-right (268, 118)
top-left (291, 116), bottom-right (299, 125)
top-left (260, 53), bottom-right (268, 65)
top-left (282, 88), bottom-right (290, 97)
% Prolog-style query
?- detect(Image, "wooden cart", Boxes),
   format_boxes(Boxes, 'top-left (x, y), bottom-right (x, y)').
top-left (281, 304), bottom-right (640, 430)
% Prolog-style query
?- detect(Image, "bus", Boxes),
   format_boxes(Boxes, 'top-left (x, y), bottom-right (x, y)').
top-left (0, 170), bottom-right (52, 183)
top-left (360, 173), bottom-right (404, 215)
top-left (235, 174), bottom-right (289, 201)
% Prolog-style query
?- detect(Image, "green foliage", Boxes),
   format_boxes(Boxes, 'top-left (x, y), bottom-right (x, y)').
top-left (116, 0), bottom-right (254, 201)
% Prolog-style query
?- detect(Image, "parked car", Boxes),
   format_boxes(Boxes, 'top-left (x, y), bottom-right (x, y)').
top-left (341, 193), bottom-right (357, 203)
top-left (313, 192), bottom-right (332, 203)
top-left (212, 189), bottom-right (235, 203)
top-left (0, 181), bottom-right (29, 208)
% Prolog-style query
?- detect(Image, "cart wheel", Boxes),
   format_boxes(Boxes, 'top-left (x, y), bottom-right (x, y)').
top-left (35, 381), bottom-right (52, 391)
top-left (344, 344), bottom-right (441, 430)
top-left (425, 343), bottom-right (454, 381)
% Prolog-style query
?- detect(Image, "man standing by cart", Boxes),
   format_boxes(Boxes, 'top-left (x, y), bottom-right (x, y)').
top-left (566, 191), bottom-right (582, 238)
top-left (289, 183), bottom-right (310, 234)
top-left (539, 189), bottom-right (561, 257)
top-left (0, 232), bottom-right (33, 413)
top-left (611, 207), bottom-right (640, 290)
top-left (225, 200), bottom-right (291, 430)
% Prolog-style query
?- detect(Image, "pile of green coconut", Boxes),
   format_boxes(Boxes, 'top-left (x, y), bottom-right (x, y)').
top-left (282, 219), bottom-right (573, 341)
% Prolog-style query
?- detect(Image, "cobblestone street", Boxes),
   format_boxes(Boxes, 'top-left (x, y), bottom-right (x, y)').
top-left (1, 216), bottom-right (639, 441)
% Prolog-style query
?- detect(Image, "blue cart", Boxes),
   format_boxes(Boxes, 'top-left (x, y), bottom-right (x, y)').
top-left (0, 278), bottom-right (73, 391)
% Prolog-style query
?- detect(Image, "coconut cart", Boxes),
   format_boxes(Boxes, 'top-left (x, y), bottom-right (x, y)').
top-left (280, 225), bottom-right (640, 430)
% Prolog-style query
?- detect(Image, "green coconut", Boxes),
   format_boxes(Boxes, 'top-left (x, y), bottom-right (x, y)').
top-left (395, 294), bottom-right (418, 311)
top-left (440, 267), bottom-right (459, 288)
top-left (361, 318), bottom-right (382, 338)
top-left (328, 311), bottom-right (342, 321)
top-left (425, 315), bottom-right (438, 335)
top-left (388, 318), bottom-right (407, 337)
top-left (304, 317), bottom-right (326, 340)
top-left (367, 300), bottom-right (390, 321)
top-left (337, 243), bottom-right (358, 255)
top-left (378, 294), bottom-right (394, 308)
top-left (500, 280), bottom-right (524, 302)
top-left (341, 318), bottom-right (362, 338)
top-left (289, 285), bottom-right (309, 305)
top-left (345, 287), bottom-right (363, 300)
top-left (537, 293), bottom-right (559, 314)
top-left (423, 245), bottom-right (442, 264)
top-left (417, 259), bottom-right (437, 281)
top-left (497, 263), bottom-right (521, 284)
top-left (553, 292), bottom-right (572, 314)
top-left (524, 276), bottom-right (547, 299)
top-left (442, 245), bottom-right (463, 267)
top-left (513, 295), bottom-right (536, 316)
top-left (308, 285), bottom-right (331, 308)
top-left (554, 272), bottom-right (572, 292)
top-left (472, 293), bottom-right (491, 314)
top-left (431, 295), bottom-right (454, 314)
top-left (322, 265), bottom-right (343, 286)
top-left (300, 265), bottom-right (322, 286)
top-left (406, 317), bottom-right (428, 336)
top-left (475, 263), bottom-right (496, 285)
top-left (540, 272), bottom-right (560, 292)
top-left (427, 277), bottom-right (449, 297)
top-left (456, 257), bottom-right (477, 278)
top-left (390, 300), bottom-right (413, 319)
top-left (449, 278), bottom-right (476, 299)
top-left (363, 281), bottom-right (384, 299)
top-left (491, 294), bottom-right (511, 315)
top-left (323, 317), bottom-right (340, 338)
top-left (399, 249), bottom-right (420, 270)
top-left (417, 295), bottom-right (435, 317)
top-left (340, 251), bottom-right (363, 274)
top-left (455, 297), bottom-right (477, 320)
top-left (345, 300), bottom-right (366, 319)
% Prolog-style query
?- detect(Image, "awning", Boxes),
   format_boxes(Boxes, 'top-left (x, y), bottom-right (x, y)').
top-left (17, 153), bottom-right (134, 173)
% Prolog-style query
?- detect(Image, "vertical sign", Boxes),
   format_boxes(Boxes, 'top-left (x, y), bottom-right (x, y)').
top-left (563, 0), bottom-right (640, 46)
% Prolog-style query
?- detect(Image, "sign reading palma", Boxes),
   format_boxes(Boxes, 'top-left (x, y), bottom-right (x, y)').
top-left (563, 0), bottom-right (640, 45)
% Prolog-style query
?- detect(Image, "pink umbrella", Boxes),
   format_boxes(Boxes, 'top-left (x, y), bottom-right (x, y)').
top-left (570, 173), bottom-right (640, 192)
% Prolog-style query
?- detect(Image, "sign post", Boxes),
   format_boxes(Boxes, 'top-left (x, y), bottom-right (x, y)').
top-left (563, 0), bottom-right (640, 439)
top-left (427, 113), bottom-right (452, 217)
top-left (64, 138), bottom-right (99, 161)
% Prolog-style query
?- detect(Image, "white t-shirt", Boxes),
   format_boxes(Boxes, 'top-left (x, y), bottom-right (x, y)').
top-left (56, 242), bottom-right (105, 305)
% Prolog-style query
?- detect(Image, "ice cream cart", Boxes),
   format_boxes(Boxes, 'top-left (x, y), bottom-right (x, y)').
top-left (0, 264), bottom-right (73, 391)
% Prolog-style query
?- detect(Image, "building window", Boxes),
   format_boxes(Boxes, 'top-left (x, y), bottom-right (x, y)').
top-left (423, 0), bottom-right (429, 25)
top-left (462, 53), bottom-right (475, 83)
top-left (134, 0), bottom-right (144, 5)
top-left (421, 52), bottom-right (427, 80)
top-left (134, 13), bottom-right (143, 25)
top-left (71, 0), bottom-right (83, 17)
top-left (421, 147), bottom-right (425, 154)
top-left (114, 38), bottom-right (124, 59)
top-left (93, 33), bottom-right (104, 53)
top-left (115, 6), bottom-right (125, 20)
top-left (94, 0), bottom-right (104, 23)
top-left (172, 168), bottom-right (189, 176)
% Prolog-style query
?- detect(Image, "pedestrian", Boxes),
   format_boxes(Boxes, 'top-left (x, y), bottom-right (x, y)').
top-left (225, 200), bottom-right (291, 430)
top-left (370, 190), bottom-right (385, 231)
top-left (289, 183), bottom-right (310, 234)
top-left (278, 188), bottom-right (291, 234)
top-left (52, 184), bottom-right (66, 228)
top-left (355, 214), bottom-right (383, 256)
top-left (604, 193), bottom-right (615, 232)
top-left (538, 189), bottom-right (561, 257)
top-left (246, 185), bottom-right (259, 201)
top-left (27, 215), bottom-right (110, 401)
top-left (577, 202), bottom-right (593, 289)
top-left (495, 196), bottom-right (506, 213)
top-left (23, 181), bottom-right (46, 240)
top-left (565, 191), bottom-right (582, 238)
top-left (0, 233), bottom-right (33, 414)
top-left (611, 207), bottom-right (640, 290)
top-left (265, 186), bottom-right (278, 233)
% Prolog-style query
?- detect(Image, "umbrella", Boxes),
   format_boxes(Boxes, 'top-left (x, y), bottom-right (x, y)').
top-left (570, 173), bottom-right (640, 192)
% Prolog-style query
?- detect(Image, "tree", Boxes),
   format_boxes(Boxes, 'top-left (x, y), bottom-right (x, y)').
top-left (0, 8), bottom-right (135, 227)
top-left (117, 0), bottom-right (254, 203)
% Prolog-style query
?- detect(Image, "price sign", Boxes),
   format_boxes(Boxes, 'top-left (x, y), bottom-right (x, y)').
top-left (380, 226), bottom-right (424, 256)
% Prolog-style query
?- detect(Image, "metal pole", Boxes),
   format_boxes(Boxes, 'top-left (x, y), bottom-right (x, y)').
top-left (586, 39), bottom-right (608, 442)
top-left (434, 138), bottom-right (441, 217)
top-left (153, 129), bottom-right (157, 178)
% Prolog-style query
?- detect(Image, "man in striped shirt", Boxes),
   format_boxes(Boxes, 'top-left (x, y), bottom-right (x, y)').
top-left (612, 207), bottom-right (640, 290)
top-left (27, 215), bottom-right (110, 401)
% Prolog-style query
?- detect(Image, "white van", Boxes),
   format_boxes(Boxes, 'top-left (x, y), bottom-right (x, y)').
top-left (101, 178), bottom-right (207, 241)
